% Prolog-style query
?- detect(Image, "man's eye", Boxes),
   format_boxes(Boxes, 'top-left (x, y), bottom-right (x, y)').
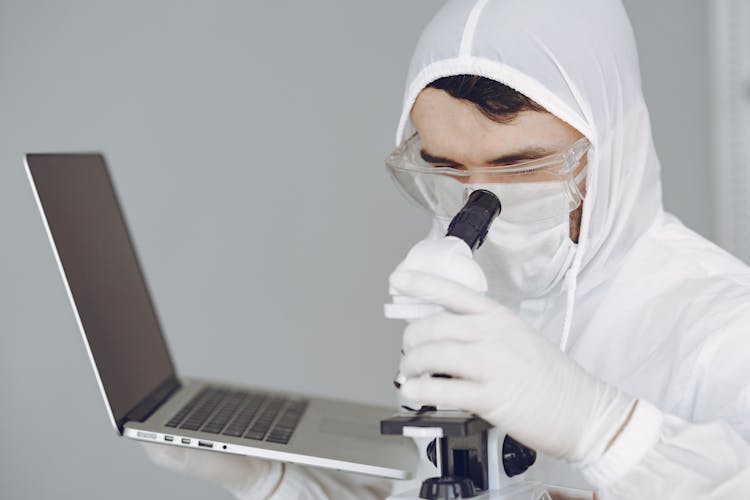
top-left (431, 163), bottom-right (462, 170)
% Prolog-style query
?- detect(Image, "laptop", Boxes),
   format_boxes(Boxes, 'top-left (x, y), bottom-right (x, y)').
top-left (25, 153), bottom-right (416, 480)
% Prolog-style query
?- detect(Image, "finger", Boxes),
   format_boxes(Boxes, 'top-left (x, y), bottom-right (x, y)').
top-left (390, 270), bottom-right (497, 314)
top-left (140, 441), bottom-right (189, 471)
top-left (401, 377), bottom-right (487, 413)
top-left (140, 440), bottom-right (265, 483)
top-left (402, 312), bottom-right (484, 353)
top-left (400, 341), bottom-right (484, 381)
top-left (179, 444), bottom-right (269, 486)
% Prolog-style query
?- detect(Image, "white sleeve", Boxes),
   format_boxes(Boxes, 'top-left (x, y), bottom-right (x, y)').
top-left (251, 463), bottom-right (393, 500)
top-left (579, 400), bottom-right (750, 499)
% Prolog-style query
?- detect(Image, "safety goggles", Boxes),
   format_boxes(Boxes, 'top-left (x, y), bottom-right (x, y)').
top-left (385, 134), bottom-right (591, 223)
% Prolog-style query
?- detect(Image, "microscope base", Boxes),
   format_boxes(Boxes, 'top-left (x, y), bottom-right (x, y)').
top-left (387, 480), bottom-right (552, 500)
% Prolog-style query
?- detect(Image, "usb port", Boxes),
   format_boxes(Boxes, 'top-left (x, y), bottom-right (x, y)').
top-left (164, 435), bottom-right (174, 442)
top-left (198, 441), bottom-right (213, 448)
top-left (181, 438), bottom-right (191, 445)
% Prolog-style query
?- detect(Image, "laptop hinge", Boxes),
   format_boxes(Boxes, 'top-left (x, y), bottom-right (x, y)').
top-left (119, 375), bottom-right (181, 432)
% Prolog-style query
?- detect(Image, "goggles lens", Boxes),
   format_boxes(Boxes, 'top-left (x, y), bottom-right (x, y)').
top-left (385, 134), bottom-right (590, 223)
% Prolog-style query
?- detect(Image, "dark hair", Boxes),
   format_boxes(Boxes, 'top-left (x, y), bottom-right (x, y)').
top-left (427, 75), bottom-right (545, 124)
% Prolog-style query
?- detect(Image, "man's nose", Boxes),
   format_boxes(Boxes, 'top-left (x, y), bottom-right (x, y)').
top-left (462, 168), bottom-right (493, 184)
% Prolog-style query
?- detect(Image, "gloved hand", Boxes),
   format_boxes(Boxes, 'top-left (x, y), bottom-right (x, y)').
top-left (391, 236), bottom-right (488, 292)
top-left (386, 236), bottom-right (488, 321)
top-left (391, 269), bottom-right (636, 466)
top-left (140, 442), bottom-right (284, 499)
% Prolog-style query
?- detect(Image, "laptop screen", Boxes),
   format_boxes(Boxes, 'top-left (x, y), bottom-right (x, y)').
top-left (27, 154), bottom-right (177, 431)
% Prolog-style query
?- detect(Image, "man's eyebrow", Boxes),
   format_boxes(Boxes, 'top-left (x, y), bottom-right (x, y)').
top-left (488, 147), bottom-right (557, 165)
top-left (420, 150), bottom-right (458, 165)
top-left (420, 146), bottom-right (558, 166)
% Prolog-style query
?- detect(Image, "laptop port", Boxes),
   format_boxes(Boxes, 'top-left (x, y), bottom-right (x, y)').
top-left (164, 435), bottom-right (174, 442)
top-left (181, 438), bottom-right (191, 445)
top-left (198, 441), bottom-right (213, 448)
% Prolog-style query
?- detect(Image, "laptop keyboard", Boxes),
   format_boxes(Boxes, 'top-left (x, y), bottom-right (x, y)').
top-left (165, 387), bottom-right (309, 445)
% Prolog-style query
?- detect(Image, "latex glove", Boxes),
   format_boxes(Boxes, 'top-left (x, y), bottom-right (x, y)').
top-left (392, 270), bottom-right (636, 467)
top-left (141, 442), bottom-right (283, 499)
top-left (386, 236), bottom-right (488, 320)
top-left (391, 236), bottom-right (488, 292)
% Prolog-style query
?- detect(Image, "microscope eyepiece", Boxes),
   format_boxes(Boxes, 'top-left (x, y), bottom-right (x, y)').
top-left (446, 189), bottom-right (502, 251)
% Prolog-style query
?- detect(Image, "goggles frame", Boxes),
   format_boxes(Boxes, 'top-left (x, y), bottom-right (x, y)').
top-left (385, 134), bottom-right (592, 222)
top-left (386, 133), bottom-right (591, 180)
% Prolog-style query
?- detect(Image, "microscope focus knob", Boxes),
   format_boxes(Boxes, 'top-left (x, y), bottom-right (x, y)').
top-left (502, 435), bottom-right (537, 477)
top-left (426, 438), bottom-right (438, 467)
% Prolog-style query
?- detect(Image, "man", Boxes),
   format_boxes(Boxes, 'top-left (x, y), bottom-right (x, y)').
top-left (144, 0), bottom-right (750, 497)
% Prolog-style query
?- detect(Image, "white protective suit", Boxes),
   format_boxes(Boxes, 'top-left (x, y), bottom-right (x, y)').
top-left (386, 0), bottom-right (750, 497)
top-left (146, 0), bottom-right (750, 498)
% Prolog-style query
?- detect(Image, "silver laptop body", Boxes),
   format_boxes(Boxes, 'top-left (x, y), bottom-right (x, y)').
top-left (25, 153), bottom-right (416, 480)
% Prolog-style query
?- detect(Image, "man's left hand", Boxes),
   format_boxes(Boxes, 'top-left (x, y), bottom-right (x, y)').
top-left (391, 269), bottom-right (635, 466)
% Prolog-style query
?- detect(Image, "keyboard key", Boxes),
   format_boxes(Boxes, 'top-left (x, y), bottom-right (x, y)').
top-left (201, 391), bottom-right (247, 434)
top-left (165, 387), bottom-right (211, 427)
top-left (243, 398), bottom-right (285, 441)
top-left (265, 401), bottom-right (308, 444)
top-left (222, 395), bottom-right (267, 437)
top-left (179, 389), bottom-right (229, 430)
top-left (244, 430), bottom-right (266, 440)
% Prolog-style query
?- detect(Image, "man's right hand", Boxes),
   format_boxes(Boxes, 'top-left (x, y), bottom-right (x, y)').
top-left (141, 442), bottom-right (284, 499)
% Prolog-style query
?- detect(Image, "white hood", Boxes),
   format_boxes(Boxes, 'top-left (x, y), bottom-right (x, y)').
top-left (395, 0), bottom-right (664, 349)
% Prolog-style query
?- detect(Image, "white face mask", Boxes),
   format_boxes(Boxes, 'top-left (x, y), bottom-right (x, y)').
top-left (433, 181), bottom-right (577, 301)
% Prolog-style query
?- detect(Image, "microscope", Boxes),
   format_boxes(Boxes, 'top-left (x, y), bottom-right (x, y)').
top-left (382, 190), bottom-right (551, 500)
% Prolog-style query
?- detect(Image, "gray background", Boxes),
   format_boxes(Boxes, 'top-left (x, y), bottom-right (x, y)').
top-left (0, 1), bottom-right (712, 498)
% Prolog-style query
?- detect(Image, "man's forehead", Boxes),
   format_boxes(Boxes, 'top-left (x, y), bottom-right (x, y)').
top-left (411, 88), bottom-right (582, 164)
top-left (415, 114), bottom-right (572, 165)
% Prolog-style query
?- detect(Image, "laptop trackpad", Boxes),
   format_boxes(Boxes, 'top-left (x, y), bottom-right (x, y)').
top-left (318, 416), bottom-right (383, 441)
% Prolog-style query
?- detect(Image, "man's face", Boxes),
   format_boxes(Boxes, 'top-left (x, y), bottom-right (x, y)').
top-left (410, 88), bottom-right (586, 242)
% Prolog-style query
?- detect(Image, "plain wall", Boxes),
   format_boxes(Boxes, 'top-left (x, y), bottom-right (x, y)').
top-left (624, 0), bottom-right (713, 240)
top-left (0, 1), bottom-right (713, 498)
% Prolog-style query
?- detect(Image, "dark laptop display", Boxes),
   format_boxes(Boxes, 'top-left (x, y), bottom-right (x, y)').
top-left (27, 154), bottom-right (178, 431)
